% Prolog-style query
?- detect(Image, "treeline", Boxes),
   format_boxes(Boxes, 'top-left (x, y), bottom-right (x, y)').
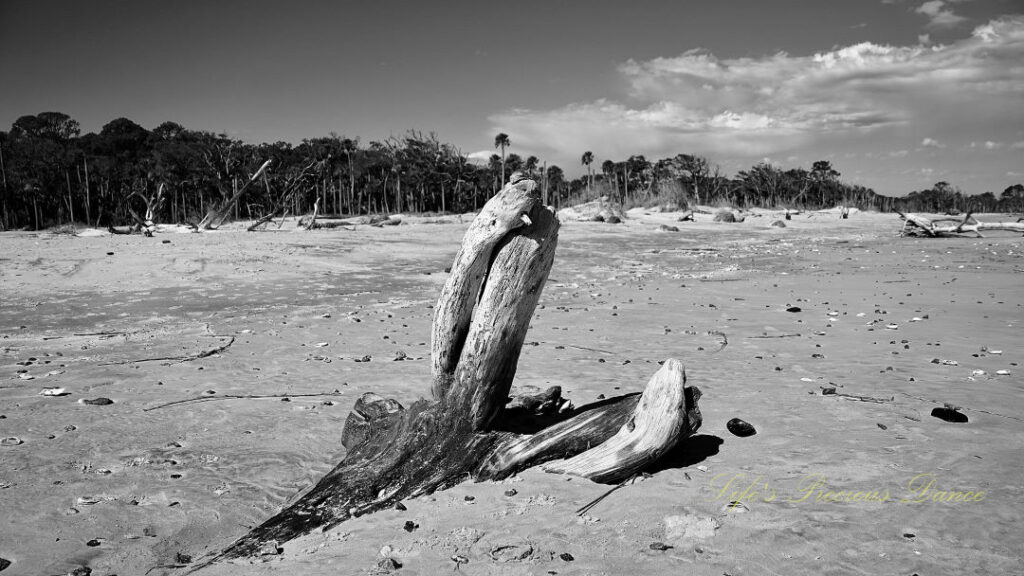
top-left (0, 112), bottom-right (1021, 230)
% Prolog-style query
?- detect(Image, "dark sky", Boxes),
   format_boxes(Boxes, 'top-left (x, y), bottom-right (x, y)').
top-left (2, 0), bottom-right (1021, 194)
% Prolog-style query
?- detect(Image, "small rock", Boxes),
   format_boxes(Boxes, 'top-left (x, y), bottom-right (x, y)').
top-left (394, 502), bottom-right (407, 511)
top-left (377, 557), bottom-right (402, 571)
top-left (726, 418), bottom-right (756, 437)
top-left (877, 423), bottom-right (888, 430)
top-left (464, 495), bottom-right (475, 502)
top-left (770, 220), bottom-right (786, 228)
top-left (786, 306), bottom-right (801, 313)
top-left (175, 552), bottom-right (192, 564)
top-left (86, 538), bottom-right (103, 547)
top-left (69, 567), bottom-right (91, 576)
top-left (821, 386), bottom-right (837, 395)
top-left (1, 437), bottom-right (23, 447)
top-left (504, 489), bottom-right (518, 497)
top-left (39, 387), bottom-right (69, 396)
top-left (722, 500), bottom-right (749, 513)
top-left (82, 397), bottom-right (114, 405)
top-left (996, 370), bottom-right (1011, 376)
top-left (649, 542), bottom-right (673, 551)
top-left (659, 224), bottom-right (679, 232)
top-left (403, 520), bottom-right (418, 533)
top-left (931, 405), bottom-right (968, 423)
top-left (559, 552), bottom-right (574, 561)
top-left (393, 350), bottom-right (408, 361)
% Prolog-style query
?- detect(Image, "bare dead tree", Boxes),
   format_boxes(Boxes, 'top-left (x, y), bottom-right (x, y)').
top-left (247, 160), bottom-right (322, 231)
top-left (198, 159), bottom-right (272, 230)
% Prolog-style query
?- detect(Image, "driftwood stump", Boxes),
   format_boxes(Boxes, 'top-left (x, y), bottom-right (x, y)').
top-left (191, 173), bottom-right (703, 570)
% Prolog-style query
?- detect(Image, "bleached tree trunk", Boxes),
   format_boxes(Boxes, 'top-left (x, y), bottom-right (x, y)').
top-left (190, 174), bottom-right (703, 570)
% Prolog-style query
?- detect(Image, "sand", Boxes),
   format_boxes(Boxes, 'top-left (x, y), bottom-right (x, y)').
top-left (1, 209), bottom-right (1021, 576)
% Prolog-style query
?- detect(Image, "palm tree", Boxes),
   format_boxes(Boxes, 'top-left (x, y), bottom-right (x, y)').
top-left (525, 155), bottom-right (539, 179)
top-left (494, 133), bottom-right (510, 185)
top-left (581, 151), bottom-right (594, 195)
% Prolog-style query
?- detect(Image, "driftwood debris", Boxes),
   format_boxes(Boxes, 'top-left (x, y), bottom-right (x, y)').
top-left (247, 160), bottom-right (321, 231)
top-left (143, 391), bottom-right (344, 412)
top-left (190, 174), bottom-right (703, 571)
top-left (897, 211), bottom-right (1024, 238)
top-left (129, 183), bottom-right (166, 236)
top-left (198, 159), bottom-right (273, 230)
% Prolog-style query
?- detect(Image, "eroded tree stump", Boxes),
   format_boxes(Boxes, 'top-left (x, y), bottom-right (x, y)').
top-left (191, 173), bottom-right (703, 570)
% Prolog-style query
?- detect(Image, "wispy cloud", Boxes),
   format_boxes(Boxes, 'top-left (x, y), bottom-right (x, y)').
top-left (915, 1), bottom-right (969, 29)
top-left (922, 137), bottom-right (945, 148)
top-left (490, 17), bottom-right (1024, 167)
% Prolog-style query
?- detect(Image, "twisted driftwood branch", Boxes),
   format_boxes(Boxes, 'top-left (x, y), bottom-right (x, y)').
top-left (189, 174), bottom-right (702, 571)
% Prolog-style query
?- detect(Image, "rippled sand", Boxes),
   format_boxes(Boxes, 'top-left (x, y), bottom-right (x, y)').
top-left (1, 210), bottom-right (1021, 575)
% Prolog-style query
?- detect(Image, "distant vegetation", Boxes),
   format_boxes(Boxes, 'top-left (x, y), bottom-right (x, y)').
top-left (0, 112), bottom-right (1021, 230)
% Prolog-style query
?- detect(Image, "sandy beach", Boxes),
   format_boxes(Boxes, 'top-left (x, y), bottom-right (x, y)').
top-left (1, 209), bottom-right (1022, 576)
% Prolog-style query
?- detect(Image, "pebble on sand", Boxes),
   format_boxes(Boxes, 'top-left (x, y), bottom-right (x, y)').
top-left (81, 397), bottom-right (114, 405)
top-left (726, 418), bottom-right (757, 437)
top-left (1, 437), bottom-right (23, 446)
top-left (931, 405), bottom-right (968, 423)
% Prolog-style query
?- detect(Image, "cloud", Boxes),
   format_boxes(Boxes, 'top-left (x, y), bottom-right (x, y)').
top-left (983, 141), bottom-right (1003, 149)
top-left (1011, 141), bottom-right (1024, 150)
top-left (489, 17), bottom-right (1024, 168)
top-left (922, 137), bottom-right (945, 148)
top-left (466, 150), bottom-right (494, 163)
top-left (915, 1), bottom-right (968, 29)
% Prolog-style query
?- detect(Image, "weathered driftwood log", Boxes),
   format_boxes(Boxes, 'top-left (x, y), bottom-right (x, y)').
top-left (189, 175), bottom-right (702, 571)
top-left (897, 211), bottom-right (1024, 237)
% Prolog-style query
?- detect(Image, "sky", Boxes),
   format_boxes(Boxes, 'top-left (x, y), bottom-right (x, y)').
top-left (1, 0), bottom-right (1022, 196)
